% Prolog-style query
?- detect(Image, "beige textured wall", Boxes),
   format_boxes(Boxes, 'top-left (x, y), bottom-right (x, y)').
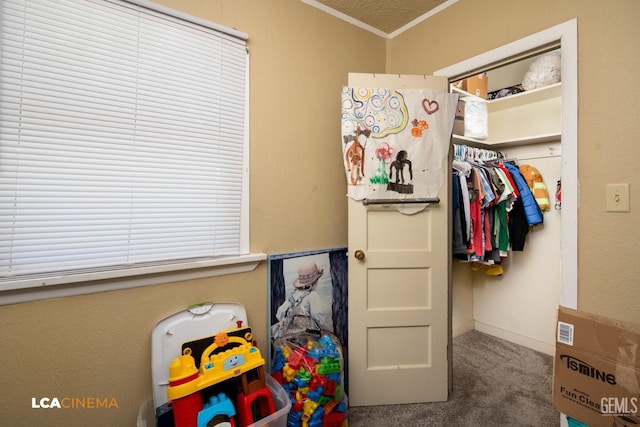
top-left (0, 1), bottom-right (384, 426)
top-left (387, 0), bottom-right (640, 324)
top-left (2, 0), bottom-right (640, 425)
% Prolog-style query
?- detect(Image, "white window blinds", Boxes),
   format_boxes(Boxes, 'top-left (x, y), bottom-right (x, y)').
top-left (0, 0), bottom-right (249, 287)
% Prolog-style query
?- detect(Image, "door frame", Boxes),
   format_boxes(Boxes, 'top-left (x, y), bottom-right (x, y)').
top-left (434, 19), bottom-right (578, 309)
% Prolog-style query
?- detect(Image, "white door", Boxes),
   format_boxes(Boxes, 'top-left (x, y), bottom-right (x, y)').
top-left (347, 73), bottom-right (450, 406)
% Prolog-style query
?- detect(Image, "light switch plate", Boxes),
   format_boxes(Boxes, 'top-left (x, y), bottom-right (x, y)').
top-left (606, 183), bottom-right (630, 212)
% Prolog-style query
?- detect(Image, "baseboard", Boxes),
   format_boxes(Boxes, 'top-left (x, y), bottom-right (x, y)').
top-left (473, 321), bottom-right (555, 356)
top-left (452, 319), bottom-right (475, 338)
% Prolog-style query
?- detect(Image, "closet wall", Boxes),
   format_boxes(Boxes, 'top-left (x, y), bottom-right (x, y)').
top-left (451, 54), bottom-right (562, 356)
top-left (467, 144), bottom-right (561, 355)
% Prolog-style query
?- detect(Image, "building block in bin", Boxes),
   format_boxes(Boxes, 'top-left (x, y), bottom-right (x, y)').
top-left (288, 410), bottom-right (303, 427)
top-left (318, 395), bottom-right (331, 405)
top-left (271, 369), bottom-right (284, 385)
top-left (309, 411), bottom-right (324, 427)
top-left (293, 367), bottom-right (311, 388)
top-left (168, 349), bottom-right (203, 427)
top-left (318, 334), bottom-right (338, 355)
top-left (317, 357), bottom-right (341, 375)
top-left (324, 373), bottom-right (341, 383)
top-left (322, 411), bottom-right (346, 427)
top-left (272, 347), bottom-right (286, 372)
top-left (310, 406), bottom-right (325, 423)
top-left (288, 347), bottom-right (306, 369)
top-left (292, 399), bottom-right (304, 413)
top-left (335, 399), bottom-right (347, 413)
top-left (301, 400), bottom-right (319, 423)
top-left (322, 379), bottom-right (337, 398)
top-left (235, 385), bottom-right (276, 426)
top-left (304, 355), bottom-right (318, 371)
top-left (282, 364), bottom-right (298, 382)
top-left (309, 373), bottom-right (326, 391)
top-left (323, 399), bottom-right (337, 413)
top-left (306, 387), bottom-right (323, 402)
top-left (197, 393), bottom-right (236, 427)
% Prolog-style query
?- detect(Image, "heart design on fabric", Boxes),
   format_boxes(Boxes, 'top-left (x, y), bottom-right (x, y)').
top-left (422, 98), bottom-right (439, 115)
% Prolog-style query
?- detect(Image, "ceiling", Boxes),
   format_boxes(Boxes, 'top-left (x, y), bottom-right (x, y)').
top-left (301, 0), bottom-right (458, 38)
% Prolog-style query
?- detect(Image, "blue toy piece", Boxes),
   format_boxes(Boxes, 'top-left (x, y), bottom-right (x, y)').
top-left (318, 334), bottom-right (338, 357)
top-left (307, 347), bottom-right (326, 360)
top-left (287, 410), bottom-right (303, 427)
top-left (308, 416), bottom-right (323, 427)
top-left (272, 347), bottom-right (286, 372)
top-left (310, 406), bottom-right (324, 423)
top-left (306, 387), bottom-right (323, 402)
top-left (281, 381), bottom-right (293, 393)
top-left (197, 393), bottom-right (236, 427)
top-left (325, 373), bottom-right (341, 383)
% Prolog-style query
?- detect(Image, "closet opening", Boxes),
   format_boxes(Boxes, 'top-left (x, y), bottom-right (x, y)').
top-left (435, 20), bottom-right (578, 408)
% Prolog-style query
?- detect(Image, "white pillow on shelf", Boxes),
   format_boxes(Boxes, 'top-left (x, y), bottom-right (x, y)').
top-left (522, 52), bottom-right (561, 90)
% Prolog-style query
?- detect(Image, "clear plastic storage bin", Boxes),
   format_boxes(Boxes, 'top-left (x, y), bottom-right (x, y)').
top-left (137, 375), bottom-right (291, 427)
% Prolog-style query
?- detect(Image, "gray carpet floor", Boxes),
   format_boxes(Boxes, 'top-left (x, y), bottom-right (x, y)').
top-left (347, 329), bottom-right (559, 426)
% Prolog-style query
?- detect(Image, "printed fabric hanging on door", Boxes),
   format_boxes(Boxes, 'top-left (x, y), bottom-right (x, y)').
top-left (341, 87), bottom-right (458, 202)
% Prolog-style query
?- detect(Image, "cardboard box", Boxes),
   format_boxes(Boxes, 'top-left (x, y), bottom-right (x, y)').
top-left (455, 73), bottom-right (488, 98)
top-left (553, 306), bottom-right (640, 427)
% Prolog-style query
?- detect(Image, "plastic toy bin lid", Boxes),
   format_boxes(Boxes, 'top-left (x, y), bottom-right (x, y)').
top-left (150, 302), bottom-right (248, 409)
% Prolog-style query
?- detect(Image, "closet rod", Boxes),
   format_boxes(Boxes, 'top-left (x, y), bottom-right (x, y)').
top-left (362, 197), bottom-right (440, 206)
top-left (448, 41), bottom-right (561, 83)
top-left (453, 143), bottom-right (505, 161)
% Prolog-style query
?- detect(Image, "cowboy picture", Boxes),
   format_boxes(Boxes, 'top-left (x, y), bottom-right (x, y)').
top-left (270, 253), bottom-right (335, 340)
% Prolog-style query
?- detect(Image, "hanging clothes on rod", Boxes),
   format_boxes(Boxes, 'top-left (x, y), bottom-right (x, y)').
top-left (451, 144), bottom-right (543, 276)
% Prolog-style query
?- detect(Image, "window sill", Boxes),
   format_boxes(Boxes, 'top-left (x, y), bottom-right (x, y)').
top-left (0, 253), bottom-right (267, 306)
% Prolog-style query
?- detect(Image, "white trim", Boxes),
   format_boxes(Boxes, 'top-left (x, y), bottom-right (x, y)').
top-left (300, 0), bottom-right (458, 39)
top-left (557, 20), bottom-right (578, 310)
top-left (387, 0), bottom-right (459, 39)
top-left (474, 321), bottom-right (555, 356)
top-left (0, 253), bottom-right (266, 306)
top-left (453, 319), bottom-right (475, 338)
top-left (435, 19), bottom-right (579, 310)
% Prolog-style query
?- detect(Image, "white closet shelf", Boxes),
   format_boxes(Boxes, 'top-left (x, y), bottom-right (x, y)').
top-left (452, 132), bottom-right (561, 147)
top-left (451, 82), bottom-right (561, 110)
top-left (451, 81), bottom-right (562, 147)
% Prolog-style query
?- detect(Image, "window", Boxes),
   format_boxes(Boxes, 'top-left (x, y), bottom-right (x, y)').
top-left (0, 0), bottom-right (255, 297)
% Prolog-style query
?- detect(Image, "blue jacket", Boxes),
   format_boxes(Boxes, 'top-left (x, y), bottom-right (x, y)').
top-left (504, 162), bottom-right (543, 226)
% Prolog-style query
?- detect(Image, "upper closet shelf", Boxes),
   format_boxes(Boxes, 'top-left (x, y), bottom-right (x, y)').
top-left (451, 82), bottom-right (562, 147)
top-left (452, 82), bottom-right (561, 109)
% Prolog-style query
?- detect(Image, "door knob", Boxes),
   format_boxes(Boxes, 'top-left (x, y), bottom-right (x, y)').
top-left (354, 250), bottom-right (365, 260)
